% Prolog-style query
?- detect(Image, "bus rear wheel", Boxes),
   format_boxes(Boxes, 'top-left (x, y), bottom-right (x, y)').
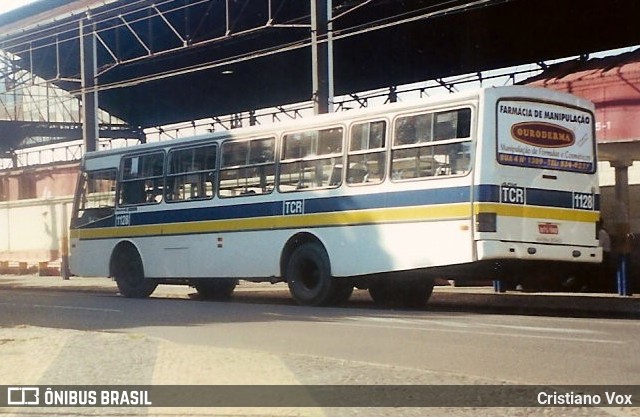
top-left (286, 243), bottom-right (343, 306)
top-left (193, 279), bottom-right (238, 300)
top-left (331, 279), bottom-right (354, 305)
top-left (112, 245), bottom-right (157, 298)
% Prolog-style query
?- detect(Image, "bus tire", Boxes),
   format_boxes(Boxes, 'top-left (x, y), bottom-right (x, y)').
top-left (194, 278), bottom-right (238, 300)
top-left (368, 280), bottom-right (394, 306)
top-left (330, 279), bottom-right (354, 305)
top-left (286, 242), bottom-right (335, 306)
top-left (402, 279), bottom-right (435, 308)
top-left (111, 245), bottom-right (157, 298)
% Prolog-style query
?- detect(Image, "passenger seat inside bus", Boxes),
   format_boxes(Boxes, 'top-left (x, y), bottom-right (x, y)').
top-left (347, 163), bottom-right (368, 184)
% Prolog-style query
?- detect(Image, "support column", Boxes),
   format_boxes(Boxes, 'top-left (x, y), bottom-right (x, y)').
top-left (611, 160), bottom-right (633, 296)
top-left (311, 0), bottom-right (333, 114)
top-left (80, 18), bottom-right (98, 153)
top-left (388, 86), bottom-right (398, 103)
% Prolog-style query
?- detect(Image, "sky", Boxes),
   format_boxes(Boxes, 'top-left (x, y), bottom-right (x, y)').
top-left (0, 0), bottom-right (38, 15)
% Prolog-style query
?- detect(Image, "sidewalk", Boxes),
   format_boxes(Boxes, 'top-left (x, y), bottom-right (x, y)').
top-left (0, 274), bottom-right (638, 318)
top-left (431, 285), bottom-right (639, 318)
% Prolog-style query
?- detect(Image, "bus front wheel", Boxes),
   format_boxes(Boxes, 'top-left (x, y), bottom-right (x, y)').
top-left (111, 245), bottom-right (157, 298)
top-left (286, 243), bottom-right (340, 306)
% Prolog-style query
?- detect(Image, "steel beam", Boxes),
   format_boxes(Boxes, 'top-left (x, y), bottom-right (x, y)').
top-left (311, 0), bottom-right (333, 114)
top-left (80, 18), bottom-right (98, 153)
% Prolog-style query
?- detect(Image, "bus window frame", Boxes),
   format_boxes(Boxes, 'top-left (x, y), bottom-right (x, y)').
top-left (390, 106), bottom-right (474, 182)
top-left (117, 150), bottom-right (166, 207)
top-left (278, 125), bottom-right (346, 193)
top-left (346, 118), bottom-right (389, 187)
top-left (219, 136), bottom-right (277, 198)
top-left (71, 168), bottom-right (118, 228)
top-left (165, 143), bottom-right (218, 203)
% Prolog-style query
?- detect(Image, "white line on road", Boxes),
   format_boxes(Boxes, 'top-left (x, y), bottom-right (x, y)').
top-left (334, 316), bottom-right (624, 345)
top-left (0, 301), bottom-right (121, 313)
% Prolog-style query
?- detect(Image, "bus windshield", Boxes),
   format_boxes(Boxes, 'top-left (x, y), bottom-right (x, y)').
top-left (72, 169), bottom-right (117, 227)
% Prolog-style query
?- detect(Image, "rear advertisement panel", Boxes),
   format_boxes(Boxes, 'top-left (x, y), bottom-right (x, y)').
top-left (496, 100), bottom-right (595, 173)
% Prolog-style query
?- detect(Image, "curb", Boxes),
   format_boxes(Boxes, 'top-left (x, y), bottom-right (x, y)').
top-left (0, 275), bottom-right (638, 318)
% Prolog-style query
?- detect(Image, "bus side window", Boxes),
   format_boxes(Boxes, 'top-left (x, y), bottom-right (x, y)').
top-left (434, 108), bottom-right (471, 141)
top-left (219, 137), bottom-right (275, 198)
top-left (347, 120), bottom-right (386, 185)
top-left (391, 108), bottom-right (472, 180)
top-left (279, 127), bottom-right (344, 192)
top-left (121, 180), bottom-right (145, 205)
top-left (166, 144), bottom-right (217, 202)
top-left (119, 152), bottom-right (165, 206)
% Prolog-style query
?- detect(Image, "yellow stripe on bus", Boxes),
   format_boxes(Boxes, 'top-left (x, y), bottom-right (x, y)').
top-left (474, 203), bottom-right (599, 222)
top-left (71, 202), bottom-right (597, 240)
top-left (72, 203), bottom-right (472, 240)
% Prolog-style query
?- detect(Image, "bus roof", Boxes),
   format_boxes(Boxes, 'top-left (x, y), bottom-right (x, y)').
top-left (83, 85), bottom-right (592, 163)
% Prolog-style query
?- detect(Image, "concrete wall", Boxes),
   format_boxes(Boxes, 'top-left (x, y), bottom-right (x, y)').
top-left (0, 195), bottom-right (73, 263)
top-left (0, 162), bottom-right (78, 264)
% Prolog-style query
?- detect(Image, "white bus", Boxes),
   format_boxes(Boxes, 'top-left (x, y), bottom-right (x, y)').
top-left (69, 86), bottom-right (601, 307)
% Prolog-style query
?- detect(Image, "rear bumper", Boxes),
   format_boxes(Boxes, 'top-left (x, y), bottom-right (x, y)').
top-left (476, 240), bottom-right (602, 263)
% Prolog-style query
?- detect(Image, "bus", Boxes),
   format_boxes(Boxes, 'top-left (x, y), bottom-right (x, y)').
top-left (69, 86), bottom-right (601, 307)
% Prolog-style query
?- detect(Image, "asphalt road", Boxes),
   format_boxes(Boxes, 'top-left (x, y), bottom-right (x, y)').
top-left (1, 283), bottom-right (638, 387)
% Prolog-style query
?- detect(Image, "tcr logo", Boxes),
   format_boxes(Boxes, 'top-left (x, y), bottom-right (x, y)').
top-left (500, 185), bottom-right (525, 205)
top-left (7, 387), bottom-right (40, 405)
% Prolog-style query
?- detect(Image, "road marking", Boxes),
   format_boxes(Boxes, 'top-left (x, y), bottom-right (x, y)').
top-left (335, 316), bottom-right (624, 345)
top-left (0, 301), bottom-right (120, 313)
top-left (476, 322), bottom-right (601, 334)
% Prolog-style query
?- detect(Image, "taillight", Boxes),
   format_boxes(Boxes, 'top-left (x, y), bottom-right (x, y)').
top-left (476, 212), bottom-right (497, 232)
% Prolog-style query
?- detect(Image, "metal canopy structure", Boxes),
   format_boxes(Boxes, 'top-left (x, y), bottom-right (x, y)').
top-left (0, 0), bottom-right (639, 152)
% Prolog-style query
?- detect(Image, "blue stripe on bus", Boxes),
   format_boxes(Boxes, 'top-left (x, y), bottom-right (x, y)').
top-left (475, 184), bottom-right (501, 203)
top-left (527, 188), bottom-right (572, 208)
top-left (130, 187), bottom-right (471, 227)
top-left (80, 185), bottom-right (597, 230)
top-left (141, 200), bottom-right (281, 225)
top-left (474, 184), bottom-right (600, 210)
top-left (305, 186), bottom-right (471, 214)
